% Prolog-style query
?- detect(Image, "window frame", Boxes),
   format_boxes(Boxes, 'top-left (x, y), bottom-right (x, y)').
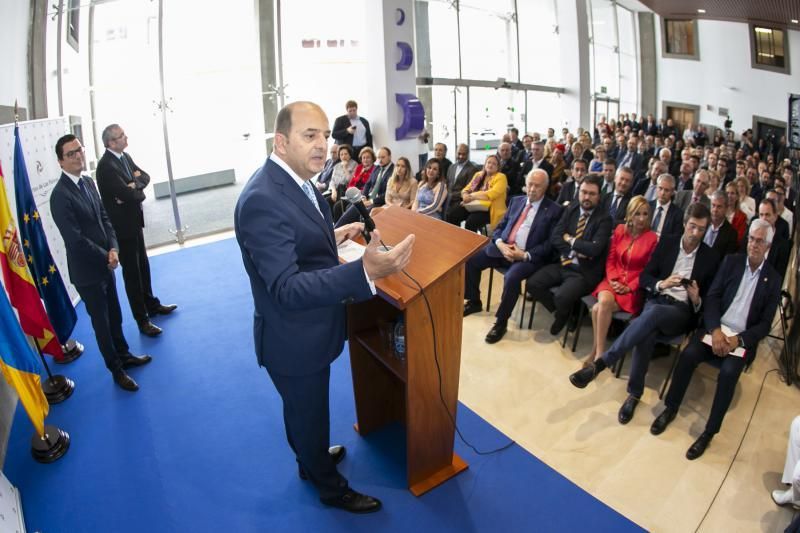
top-left (660, 17), bottom-right (699, 60)
top-left (749, 24), bottom-right (790, 75)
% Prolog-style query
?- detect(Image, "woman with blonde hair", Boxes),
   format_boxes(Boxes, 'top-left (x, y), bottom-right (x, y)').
top-left (724, 181), bottom-right (748, 245)
top-left (446, 154), bottom-right (507, 231)
top-left (583, 195), bottom-right (659, 366)
top-left (735, 176), bottom-right (756, 219)
top-left (384, 156), bottom-right (418, 209)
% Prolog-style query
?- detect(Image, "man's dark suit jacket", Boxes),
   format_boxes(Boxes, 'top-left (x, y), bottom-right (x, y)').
top-left (741, 219), bottom-right (792, 277)
top-left (519, 158), bottom-right (555, 181)
top-left (361, 162), bottom-right (394, 207)
top-left (700, 254), bottom-right (781, 363)
top-left (631, 177), bottom-right (654, 197)
top-left (649, 200), bottom-right (684, 239)
top-left (447, 160), bottom-right (480, 208)
top-left (234, 157), bottom-right (373, 376)
top-left (556, 179), bottom-right (580, 206)
top-left (551, 203), bottom-right (613, 289)
top-left (644, 122), bottom-right (659, 136)
top-left (673, 190), bottom-right (709, 212)
top-left (707, 219), bottom-right (739, 258)
top-left (50, 173), bottom-right (119, 287)
top-left (486, 196), bottom-right (562, 266)
top-left (499, 157), bottom-right (521, 195)
top-left (331, 114), bottom-right (372, 149)
top-left (640, 235), bottom-right (720, 324)
top-left (615, 150), bottom-right (643, 174)
top-left (96, 150), bottom-right (149, 239)
top-left (599, 190), bottom-right (631, 225)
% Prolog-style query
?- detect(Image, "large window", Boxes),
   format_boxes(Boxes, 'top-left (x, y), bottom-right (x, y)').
top-left (750, 25), bottom-right (790, 75)
top-left (661, 18), bottom-right (698, 60)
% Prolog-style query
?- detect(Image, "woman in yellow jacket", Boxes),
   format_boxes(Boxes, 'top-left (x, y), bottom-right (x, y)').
top-left (446, 154), bottom-right (508, 232)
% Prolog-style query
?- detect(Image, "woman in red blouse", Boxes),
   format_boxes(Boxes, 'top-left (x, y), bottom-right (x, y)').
top-left (348, 147), bottom-right (377, 191)
top-left (584, 196), bottom-right (658, 366)
top-left (724, 181), bottom-right (748, 246)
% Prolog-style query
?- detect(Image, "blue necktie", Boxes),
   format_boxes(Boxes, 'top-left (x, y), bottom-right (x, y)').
top-left (120, 154), bottom-right (134, 180)
top-left (652, 206), bottom-right (663, 233)
top-left (302, 181), bottom-right (322, 216)
top-left (609, 194), bottom-right (620, 219)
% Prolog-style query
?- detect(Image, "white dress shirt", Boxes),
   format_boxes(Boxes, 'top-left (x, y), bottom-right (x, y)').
top-left (720, 257), bottom-right (764, 334)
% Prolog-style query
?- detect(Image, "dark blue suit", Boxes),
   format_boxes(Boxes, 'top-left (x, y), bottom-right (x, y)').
top-left (665, 254), bottom-right (781, 434)
top-left (50, 173), bottom-right (129, 373)
top-left (464, 196), bottom-right (562, 322)
top-left (234, 156), bottom-right (373, 499)
top-left (649, 200), bottom-right (684, 239)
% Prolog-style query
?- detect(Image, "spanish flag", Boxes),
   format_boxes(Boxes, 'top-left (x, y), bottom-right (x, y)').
top-left (0, 277), bottom-right (49, 437)
top-left (0, 162), bottom-right (64, 359)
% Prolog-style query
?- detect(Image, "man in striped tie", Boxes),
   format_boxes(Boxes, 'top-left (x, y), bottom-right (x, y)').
top-left (527, 174), bottom-right (612, 336)
top-left (462, 169), bottom-right (563, 343)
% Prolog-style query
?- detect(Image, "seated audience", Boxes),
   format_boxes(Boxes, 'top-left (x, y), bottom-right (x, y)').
top-left (519, 140), bottom-right (554, 183)
top-left (600, 158), bottom-right (617, 195)
top-left (750, 199), bottom-right (791, 278)
top-left (583, 196), bottom-right (657, 366)
top-left (674, 168), bottom-right (710, 211)
top-left (589, 145), bottom-right (607, 172)
top-left (328, 144), bottom-right (356, 203)
top-left (569, 203), bottom-right (720, 425)
top-left (772, 416), bottom-right (800, 508)
top-left (724, 182), bottom-right (748, 245)
top-left (315, 144), bottom-right (339, 192)
top-left (632, 159), bottom-right (667, 201)
top-left (335, 147), bottom-right (395, 226)
top-left (412, 159), bottom-right (448, 219)
top-left (599, 166), bottom-right (634, 224)
top-left (384, 156), bottom-right (418, 209)
top-left (703, 191), bottom-right (739, 257)
top-left (463, 170), bottom-right (562, 343)
top-left (651, 219), bottom-right (781, 459)
top-left (556, 159), bottom-right (589, 206)
top-left (347, 147), bottom-right (377, 191)
top-left (447, 155), bottom-right (508, 231)
top-left (527, 174), bottom-right (612, 335)
top-left (445, 144), bottom-right (481, 219)
top-left (650, 173), bottom-right (684, 239)
top-left (735, 176), bottom-right (756, 220)
top-left (548, 144), bottom-right (567, 190)
top-left (496, 142), bottom-right (521, 198)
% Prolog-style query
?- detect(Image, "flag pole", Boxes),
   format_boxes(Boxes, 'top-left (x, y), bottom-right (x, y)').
top-left (32, 337), bottom-right (74, 404)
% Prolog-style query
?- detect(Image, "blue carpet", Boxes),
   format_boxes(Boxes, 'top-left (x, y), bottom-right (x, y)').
top-left (4, 238), bottom-right (642, 532)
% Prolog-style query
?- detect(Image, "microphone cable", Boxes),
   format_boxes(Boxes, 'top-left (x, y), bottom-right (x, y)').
top-left (380, 239), bottom-right (515, 456)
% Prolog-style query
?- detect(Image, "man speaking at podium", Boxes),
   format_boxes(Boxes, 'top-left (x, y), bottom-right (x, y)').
top-left (235, 101), bottom-right (414, 514)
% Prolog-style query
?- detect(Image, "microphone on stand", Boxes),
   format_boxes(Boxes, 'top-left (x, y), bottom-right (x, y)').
top-left (344, 186), bottom-right (375, 243)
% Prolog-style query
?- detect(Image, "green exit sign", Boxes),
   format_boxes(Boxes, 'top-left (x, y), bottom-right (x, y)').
top-left (600, 86), bottom-right (608, 94)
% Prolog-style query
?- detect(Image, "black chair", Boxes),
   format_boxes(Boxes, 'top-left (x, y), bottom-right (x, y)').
top-left (486, 266), bottom-right (530, 329)
top-left (526, 286), bottom-right (561, 340)
top-left (614, 333), bottom-right (686, 399)
top-left (565, 294), bottom-right (633, 353)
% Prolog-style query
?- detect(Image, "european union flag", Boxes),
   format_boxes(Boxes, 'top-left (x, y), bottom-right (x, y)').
top-left (14, 125), bottom-right (77, 344)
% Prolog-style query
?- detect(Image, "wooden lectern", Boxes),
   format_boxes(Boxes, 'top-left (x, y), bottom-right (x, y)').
top-left (345, 206), bottom-right (488, 496)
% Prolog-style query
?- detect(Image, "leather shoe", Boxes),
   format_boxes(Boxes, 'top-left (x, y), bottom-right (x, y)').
top-left (321, 489), bottom-right (382, 514)
top-left (121, 354), bottom-right (152, 369)
top-left (138, 321), bottom-right (163, 337)
top-left (569, 361), bottom-right (603, 389)
top-left (618, 395), bottom-right (639, 425)
top-left (549, 315), bottom-right (568, 336)
top-left (484, 322), bottom-right (507, 344)
top-left (686, 431), bottom-right (713, 460)
top-left (463, 300), bottom-right (482, 317)
top-left (150, 304), bottom-right (178, 316)
top-left (113, 370), bottom-right (139, 392)
top-left (299, 445), bottom-right (347, 480)
top-left (650, 407), bottom-right (677, 435)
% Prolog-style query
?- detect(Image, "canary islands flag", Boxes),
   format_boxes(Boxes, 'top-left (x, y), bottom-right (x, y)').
top-left (0, 277), bottom-right (49, 437)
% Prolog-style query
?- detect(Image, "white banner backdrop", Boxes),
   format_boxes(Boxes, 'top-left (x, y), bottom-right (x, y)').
top-left (0, 117), bottom-right (78, 303)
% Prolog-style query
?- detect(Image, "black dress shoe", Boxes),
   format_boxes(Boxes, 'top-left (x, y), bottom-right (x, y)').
top-left (485, 322), bottom-right (507, 344)
top-left (650, 407), bottom-right (677, 435)
top-left (121, 354), bottom-right (152, 369)
top-left (150, 304), bottom-right (178, 316)
top-left (138, 321), bottom-right (163, 337)
top-left (463, 300), bottom-right (482, 317)
top-left (299, 445), bottom-right (347, 480)
top-left (113, 370), bottom-right (139, 392)
top-left (549, 315), bottom-right (568, 336)
top-left (569, 359), bottom-right (605, 389)
top-left (321, 489), bottom-right (382, 514)
top-left (686, 431), bottom-right (714, 460)
top-left (618, 395), bottom-right (639, 425)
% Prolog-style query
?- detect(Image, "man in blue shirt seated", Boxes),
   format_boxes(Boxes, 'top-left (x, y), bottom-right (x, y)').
top-left (650, 218), bottom-right (782, 460)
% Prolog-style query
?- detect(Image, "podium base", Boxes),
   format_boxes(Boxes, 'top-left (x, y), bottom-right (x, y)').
top-left (55, 339), bottom-right (84, 364)
top-left (31, 425), bottom-right (70, 463)
top-left (42, 375), bottom-right (75, 404)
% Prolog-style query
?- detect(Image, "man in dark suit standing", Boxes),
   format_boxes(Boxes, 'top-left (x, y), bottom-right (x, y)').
top-left (651, 219), bottom-right (781, 460)
top-left (50, 135), bottom-right (152, 392)
top-left (95, 124), bottom-right (176, 337)
top-left (331, 100), bottom-right (372, 157)
top-left (599, 166), bottom-right (634, 225)
top-left (235, 102), bottom-right (414, 513)
top-left (703, 191), bottom-right (739, 257)
top-left (649, 174), bottom-right (684, 239)
top-left (570, 203), bottom-right (720, 424)
top-left (528, 174), bottom-right (612, 335)
top-left (462, 169), bottom-right (563, 343)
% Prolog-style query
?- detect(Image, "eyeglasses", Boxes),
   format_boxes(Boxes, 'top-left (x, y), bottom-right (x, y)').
top-left (64, 146), bottom-right (85, 159)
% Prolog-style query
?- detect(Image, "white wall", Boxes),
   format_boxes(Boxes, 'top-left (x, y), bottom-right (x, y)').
top-left (0, 0), bottom-right (30, 114)
top-left (655, 18), bottom-right (800, 132)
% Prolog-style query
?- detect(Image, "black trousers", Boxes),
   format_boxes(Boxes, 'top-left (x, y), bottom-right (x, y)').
top-left (75, 271), bottom-right (129, 373)
top-left (267, 365), bottom-right (348, 500)
top-left (526, 263), bottom-right (592, 322)
top-left (118, 230), bottom-right (160, 323)
top-left (665, 334), bottom-right (746, 434)
top-left (465, 250), bottom-right (540, 323)
top-left (446, 205), bottom-right (489, 232)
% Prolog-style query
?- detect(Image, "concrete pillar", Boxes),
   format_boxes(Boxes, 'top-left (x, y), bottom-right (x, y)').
top-left (638, 12), bottom-right (657, 117)
top-left (558, 0), bottom-right (591, 130)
